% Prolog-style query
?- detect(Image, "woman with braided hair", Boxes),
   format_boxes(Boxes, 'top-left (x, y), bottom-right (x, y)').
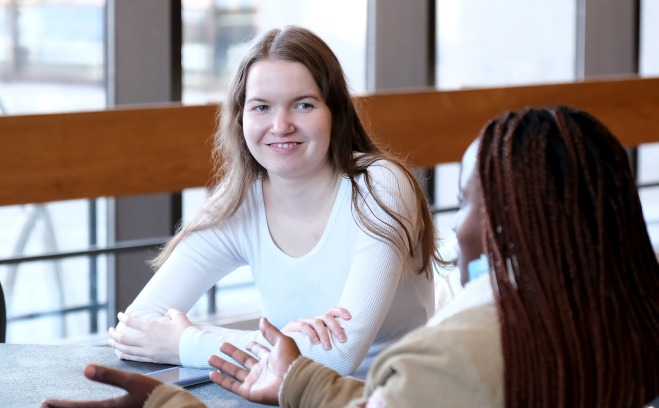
top-left (43, 106), bottom-right (659, 408)
top-left (475, 106), bottom-right (659, 406)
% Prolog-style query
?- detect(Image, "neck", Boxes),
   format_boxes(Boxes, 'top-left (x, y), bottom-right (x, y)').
top-left (264, 166), bottom-right (340, 217)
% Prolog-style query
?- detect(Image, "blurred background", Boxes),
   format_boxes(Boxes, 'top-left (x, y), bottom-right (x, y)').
top-left (1, 0), bottom-right (657, 344)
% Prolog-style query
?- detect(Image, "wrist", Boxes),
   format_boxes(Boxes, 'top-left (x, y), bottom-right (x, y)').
top-left (277, 355), bottom-right (304, 404)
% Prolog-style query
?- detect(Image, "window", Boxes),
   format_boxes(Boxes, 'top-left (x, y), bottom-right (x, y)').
top-left (435, 0), bottom-right (576, 89)
top-left (0, 0), bottom-right (107, 343)
top-left (181, 0), bottom-right (367, 105)
top-left (638, 0), bottom-right (659, 247)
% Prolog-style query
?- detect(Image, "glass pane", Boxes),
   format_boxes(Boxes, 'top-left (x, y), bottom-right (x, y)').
top-left (0, 0), bottom-right (107, 343)
top-left (0, 0), bottom-right (105, 114)
top-left (435, 0), bottom-right (577, 89)
top-left (181, 0), bottom-right (367, 104)
top-left (640, 186), bottom-right (659, 253)
top-left (638, 0), bottom-right (659, 254)
top-left (640, 0), bottom-right (659, 76)
top-left (0, 199), bottom-right (109, 343)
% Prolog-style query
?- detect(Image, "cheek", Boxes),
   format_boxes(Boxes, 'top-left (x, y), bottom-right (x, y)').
top-left (455, 206), bottom-right (483, 265)
top-left (241, 117), bottom-right (256, 139)
top-left (313, 110), bottom-right (332, 143)
top-left (241, 120), bottom-right (264, 153)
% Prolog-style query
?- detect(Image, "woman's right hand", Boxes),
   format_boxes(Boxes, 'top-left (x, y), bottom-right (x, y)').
top-left (41, 364), bottom-right (163, 408)
top-left (280, 306), bottom-right (351, 350)
top-left (109, 309), bottom-right (191, 365)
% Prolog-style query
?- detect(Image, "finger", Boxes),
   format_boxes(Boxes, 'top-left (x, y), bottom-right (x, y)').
top-left (40, 366), bottom-right (155, 408)
top-left (117, 312), bottom-right (150, 333)
top-left (320, 315), bottom-right (347, 343)
top-left (83, 364), bottom-right (140, 390)
top-left (110, 345), bottom-right (156, 363)
top-left (283, 321), bottom-right (320, 344)
top-left (260, 317), bottom-right (287, 347)
top-left (87, 364), bottom-right (163, 398)
top-left (41, 399), bottom-right (92, 408)
top-left (41, 398), bottom-right (109, 408)
top-left (209, 370), bottom-right (246, 397)
top-left (164, 308), bottom-right (184, 319)
top-left (328, 306), bottom-right (352, 320)
top-left (304, 319), bottom-right (332, 350)
top-left (108, 327), bottom-right (143, 347)
top-left (208, 355), bottom-right (249, 383)
top-left (246, 342), bottom-right (271, 360)
top-left (219, 342), bottom-right (259, 370)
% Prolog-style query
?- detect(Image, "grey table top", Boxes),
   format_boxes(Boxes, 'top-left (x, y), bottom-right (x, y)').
top-left (0, 343), bottom-right (272, 408)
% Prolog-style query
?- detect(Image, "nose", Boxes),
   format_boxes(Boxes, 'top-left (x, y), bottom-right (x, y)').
top-left (270, 111), bottom-right (295, 135)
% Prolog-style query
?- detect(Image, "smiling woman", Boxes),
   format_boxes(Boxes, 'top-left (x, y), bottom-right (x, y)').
top-left (109, 25), bottom-right (446, 380)
top-left (242, 59), bottom-right (333, 185)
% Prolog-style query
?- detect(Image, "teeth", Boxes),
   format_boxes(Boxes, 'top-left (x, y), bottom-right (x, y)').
top-left (272, 143), bottom-right (296, 148)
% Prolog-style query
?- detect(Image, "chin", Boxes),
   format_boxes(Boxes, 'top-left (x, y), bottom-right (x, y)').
top-left (459, 267), bottom-right (469, 287)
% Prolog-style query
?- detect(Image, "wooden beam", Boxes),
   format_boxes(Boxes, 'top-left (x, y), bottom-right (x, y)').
top-left (1, 77), bottom-right (658, 206)
top-left (0, 104), bottom-right (217, 205)
top-left (361, 76), bottom-right (659, 167)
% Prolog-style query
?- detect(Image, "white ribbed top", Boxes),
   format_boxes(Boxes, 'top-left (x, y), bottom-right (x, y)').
top-left (120, 159), bottom-right (434, 379)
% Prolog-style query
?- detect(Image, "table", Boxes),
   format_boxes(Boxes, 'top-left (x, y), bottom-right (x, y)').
top-left (0, 344), bottom-right (271, 408)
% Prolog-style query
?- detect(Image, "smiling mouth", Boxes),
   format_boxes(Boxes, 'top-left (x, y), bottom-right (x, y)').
top-left (268, 143), bottom-right (300, 148)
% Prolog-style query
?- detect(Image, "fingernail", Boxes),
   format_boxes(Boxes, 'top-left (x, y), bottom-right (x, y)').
top-left (343, 313), bottom-right (351, 319)
top-left (313, 337), bottom-right (320, 344)
top-left (323, 341), bottom-right (331, 350)
top-left (339, 335), bottom-right (347, 342)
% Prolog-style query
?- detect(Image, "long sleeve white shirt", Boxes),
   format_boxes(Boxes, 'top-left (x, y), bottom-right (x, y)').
top-left (119, 160), bottom-right (434, 378)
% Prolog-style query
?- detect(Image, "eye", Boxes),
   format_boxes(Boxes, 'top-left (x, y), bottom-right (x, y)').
top-left (254, 105), bottom-right (269, 112)
top-left (296, 102), bottom-right (313, 110)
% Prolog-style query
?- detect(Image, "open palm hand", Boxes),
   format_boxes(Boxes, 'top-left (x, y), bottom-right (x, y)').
top-left (208, 317), bottom-right (301, 406)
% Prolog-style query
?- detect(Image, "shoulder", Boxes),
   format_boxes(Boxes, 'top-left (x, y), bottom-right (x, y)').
top-left (357, 155), bottom-right (411, 183)
top-left (366, 304), bottom-right (503, 407)
top-left (386, 303), bottom-right (500, 355)
top-left (353, 155), bottom-right (416, 199)
top-left (204, 179), bottom-right (260, 223)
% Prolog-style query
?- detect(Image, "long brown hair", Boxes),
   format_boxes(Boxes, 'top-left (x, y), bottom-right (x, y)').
top-left (153, 26), bottom-right (445, 276)
top-left (478, 106), bottom-right (659, 406)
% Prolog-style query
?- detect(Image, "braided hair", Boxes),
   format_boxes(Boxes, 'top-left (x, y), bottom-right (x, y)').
top-left (477, 106), bottom-right (659, 407)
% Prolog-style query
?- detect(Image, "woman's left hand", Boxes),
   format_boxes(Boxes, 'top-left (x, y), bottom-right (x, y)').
top-left (108, 309), bottom-right (192, 365)
top-left (208, 317), bottom-right (300, 405)
top-left (281, 306), bottom-right (351, 350)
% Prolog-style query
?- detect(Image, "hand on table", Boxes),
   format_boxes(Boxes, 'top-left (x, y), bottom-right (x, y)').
top-left (109, 309), bottom-right (192, 365)
top-left (208, 317), bottom-right (301, 406)
top-left (281, 306), bottom-right (351, 350)
top-left (41, 364), bottom-right (162, 408)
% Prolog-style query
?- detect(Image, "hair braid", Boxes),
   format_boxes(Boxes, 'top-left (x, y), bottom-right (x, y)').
top-left (477, 106), bottom-right (659, 407)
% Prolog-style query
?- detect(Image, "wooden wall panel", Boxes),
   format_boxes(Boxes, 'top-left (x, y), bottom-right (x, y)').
top-left (0, 105), bottom-right (217, 205)
top-left (1, 77), bottom-right (658, 206)
top-left (360, 77), bottom-right (659, 167)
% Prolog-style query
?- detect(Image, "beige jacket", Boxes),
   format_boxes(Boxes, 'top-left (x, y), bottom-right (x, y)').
top-left (280, 303), bottom-right (503, 408)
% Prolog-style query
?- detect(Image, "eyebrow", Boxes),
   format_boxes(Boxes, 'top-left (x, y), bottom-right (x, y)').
top-left (245, 94), bottom-right (322, 104)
